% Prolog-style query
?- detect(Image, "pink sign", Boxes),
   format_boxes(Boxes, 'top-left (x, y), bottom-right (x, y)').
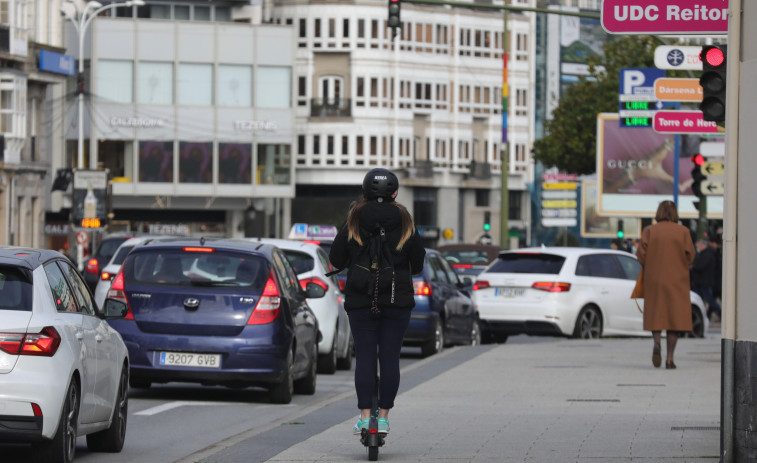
top-left (602, 0), bottom-right (728, 35)
top-left (653, 111), bottom-right (721, 134)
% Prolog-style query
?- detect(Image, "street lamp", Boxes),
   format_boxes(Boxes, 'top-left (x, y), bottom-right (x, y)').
top-left (62, 0), bottom-right (145, 170)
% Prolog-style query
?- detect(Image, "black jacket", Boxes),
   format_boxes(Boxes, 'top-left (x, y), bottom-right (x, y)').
top-left (329, 201), bottom-right (426, 311)
top-left (691, 246), bottom-right (719, 287)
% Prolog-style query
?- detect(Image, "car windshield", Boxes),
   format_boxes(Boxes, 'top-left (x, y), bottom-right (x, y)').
top-left (124, 250), bottom-right (269, 289)
top-left (97, 238), bottom-right (129, 261)
top-left (441, 250), bottom-right (490, 265)
top-left (111, 245), bottom-right (135, 266)
top-left (0, 266), bottom-right (33, 311)
top-left (281, 250), bottom-right (314, 275)
top-left (487, 253), bottom-right (565, 274)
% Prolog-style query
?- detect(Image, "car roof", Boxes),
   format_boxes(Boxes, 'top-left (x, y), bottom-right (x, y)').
top-left (499, 246), bottom-right (636, 258)
top-left (247, 238), bottom-right (322, 254)
top-left (127, 237), bottom-right (279, 258)
top-left (0, 246), bottom-right (66, 270)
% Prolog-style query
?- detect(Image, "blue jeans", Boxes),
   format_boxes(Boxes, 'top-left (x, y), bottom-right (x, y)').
top-left (347, 307), bottom-right (411, 410)
top-left (692, 284), bottom-right (722, 320)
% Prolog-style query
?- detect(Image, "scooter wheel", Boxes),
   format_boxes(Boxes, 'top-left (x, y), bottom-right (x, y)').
top-left (368, 446), bottom-right (378, 461)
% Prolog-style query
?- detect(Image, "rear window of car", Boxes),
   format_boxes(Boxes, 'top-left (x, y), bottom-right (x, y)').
top-left (123, 250), bottom-right (269, 289)
top-left (111, 245), bottom-right (135, 266)
top-left (0, 266), bottom-right (33, 311)
top-left (441, 250), bottom-right (490, 265)
top-left (487, 253), bottom-right (565, 274)
top-left (281, 250), bottom-right (314, 275)
top-left (96, 237), bottom-right (131, 261)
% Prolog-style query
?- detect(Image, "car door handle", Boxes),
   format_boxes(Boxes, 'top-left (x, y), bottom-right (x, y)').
top-left (95, 334), bottom-right (104, 343)
top-left (76, 331), bottom-right (84, 341)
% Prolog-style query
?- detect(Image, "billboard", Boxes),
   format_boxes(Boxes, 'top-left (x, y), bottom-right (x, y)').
top-left (595, 113), bottom-right (723, 218)
top-left (71, 169), bottom-right (108, 224)
top-left (581, 180), bottom-right (641, 238)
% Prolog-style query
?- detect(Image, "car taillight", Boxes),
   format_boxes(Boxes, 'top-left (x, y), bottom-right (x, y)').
top-left (413, 281), bottom-right (432, 296)
top-left (100, 272), bottom-right (112, 281)
top-left (453, 264), bottom-right (472, 269)
top-left (338, 279), bottom-right (346, 291)
top-left (531, 282), bottom-right (571, 292)
top-left (86, 258), bottom-right (99, 275)
top-left (0, 327), bottom-right (61, 356)
top-left (107, 270), bottom-right (134, 319)
top-left (299, 276), bottom-right (329, 292)
top-left (248, 271), bottom-right (281, 324)
top-left (473, 280), bottom-right (490, 291)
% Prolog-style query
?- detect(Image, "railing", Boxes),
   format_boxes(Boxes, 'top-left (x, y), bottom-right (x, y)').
top-left (411, 160), bottom-right (434, 178)
top-left (310, 98), bottom-right (351, 118)
top-left (468, 161), bottom-right (492, 180)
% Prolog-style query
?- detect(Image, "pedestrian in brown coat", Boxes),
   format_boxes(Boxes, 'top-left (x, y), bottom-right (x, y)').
top-left (636, 200), bottom-right (696, 369)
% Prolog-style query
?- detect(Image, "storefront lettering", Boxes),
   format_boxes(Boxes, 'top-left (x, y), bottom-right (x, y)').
top-left (233, 120), bottom-right (278, 132)
top-left (110, 117), bottom-right (165, 128)
top-left (606, 159), bottom-right (654, 170)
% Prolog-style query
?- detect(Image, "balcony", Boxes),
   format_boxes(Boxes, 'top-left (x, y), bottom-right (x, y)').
top-left (468, 161), bottom-right (492, 180)
top-left (310, 98), bottom-right (351, 118)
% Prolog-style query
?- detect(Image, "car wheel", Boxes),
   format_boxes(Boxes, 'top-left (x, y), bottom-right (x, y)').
top-left (572, 305), bottom-right (603, 339)
top-left (686, 305), bottom-right (706, 338)
top-left (35, 379), bottom-right (79, 463)
top-left (337, 335), bottom-right (354, 370)
top-left (86, 366), bottom-right (128, 452)
top-left (129, 377), bottom-right (151, 389)
top-left (421, 317), bottom-right (444, 357)
top-left (317, 333), bottom-right (338, 374)
top-left (468, 319), bottom-right (482, 346)
top-left (270, 350), bottom-right (294, 404)
top-left (294, 342), bottom-right (318, 395)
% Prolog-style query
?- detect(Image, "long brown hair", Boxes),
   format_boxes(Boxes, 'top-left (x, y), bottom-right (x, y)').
top-left (655, 200), bottom-right (679, 223)
top-left (347, 199), bottom-right (415, 250)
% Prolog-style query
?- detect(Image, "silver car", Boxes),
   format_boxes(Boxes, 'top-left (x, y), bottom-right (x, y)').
top-left (0, 247), bottom-right (130, 462)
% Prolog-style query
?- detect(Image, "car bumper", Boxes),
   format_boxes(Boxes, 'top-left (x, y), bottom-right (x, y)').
top-left (479, 319), bottom-right (563, 337)
top-left (476, 296), bottom-right (575, 337)
top-left (110, 320), bottom-right (291, 387)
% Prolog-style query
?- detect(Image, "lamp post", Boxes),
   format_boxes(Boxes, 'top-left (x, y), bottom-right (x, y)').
top-left (62, 0), bottom-right (145, 170)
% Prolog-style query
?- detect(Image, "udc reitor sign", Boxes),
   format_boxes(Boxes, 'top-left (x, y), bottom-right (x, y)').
top-left (601, 0), bottom-right (728, 35)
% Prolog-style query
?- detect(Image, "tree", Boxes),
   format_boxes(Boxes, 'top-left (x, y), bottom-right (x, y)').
top-left (532, 36), bottom-right (660, 175)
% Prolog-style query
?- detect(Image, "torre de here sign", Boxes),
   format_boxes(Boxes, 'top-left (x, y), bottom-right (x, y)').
top-left (601, 0), bottom-right (729, 35)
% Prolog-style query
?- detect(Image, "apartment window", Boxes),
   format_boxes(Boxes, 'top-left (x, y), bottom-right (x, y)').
top-left (297, 76), bottom-right (307, 106)
top-left (217, 65), bottom-right (252, 107)
top-left (0, 75), bottom-right (25, 138)
top-left (178, 63), bottom-right (213, 105)
top-left (98, 60), bottom-right (133, 104)
top-left (299, 18), bottom-right (307, 38)
top-left (343, 19), bottom-right (349, 38)
top-left (314, 18), bottom-right (321, 38)
top-left (329, 18), bottom-right (335, 38)
top-left (515, 32), bottom-right (528, 61)
top-left (341, 135), bottom-right (349, 165)
top-left (174, 5), bottom-right (189, 20)
top-left (297, 135), bottom-right (306, 165)
top-left (137, 61), bottom-right (172, 104)
top-left (515, 88), bottom-right (528, 117)
top-left (194, 6), bottom-right (210, 21)
top-left (256, 67), bottom-right (291, 108)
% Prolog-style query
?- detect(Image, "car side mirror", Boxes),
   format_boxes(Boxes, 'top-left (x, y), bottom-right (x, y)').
top-left (460, 277), bottom-right (473, 287)
top-left (103, 298), bottom-right (130, 319)
top-left (305, 281), bottom-right (326, 299)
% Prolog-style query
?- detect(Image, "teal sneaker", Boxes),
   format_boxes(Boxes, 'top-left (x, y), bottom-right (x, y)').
top-left (377, 418), bottom-right (390, 434)
top-left (353, 417), bottom-right (370, 435)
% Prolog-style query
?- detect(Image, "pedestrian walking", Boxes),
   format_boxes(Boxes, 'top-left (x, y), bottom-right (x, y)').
top-left (636, 200), bottom-right (696, 369)
top-left (329, 168), bottom-right (426, 435)
top-left (691, 237), bottom-right (723, 322)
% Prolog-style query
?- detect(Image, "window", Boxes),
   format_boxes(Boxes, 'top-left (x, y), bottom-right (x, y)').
top-left (178, 63), bottom-right (213, 105)
top-left (256, 67), bottom-right (291, 108)
top-left (0, 75), bottom-right (26, 137)
top-left (217, 64), bottom-right (252, 107)
top-left (488, 253), bottom-right (565, 274)
top-left (98, 60), bottom-right (133, 104)
top-left (178, 142), bottom-right (212, 183)
top-left (615, 255), bottom-right (642, 281)
top-left (137, 61), bottom-right (172, 104)
top-left (139, 141), bottom-right (173, 182)
top-left (60, 260), bottom-right (96, 315)
top-left (0, 266), bottom-right (32, 311)
top-left (45, 262), bottom-right (78, 313)
top-left (219, 143), bottom-right (252, 184)
top-left (575, 254), bottom-right (624, 279)
top-left (257, 143), bottom-right (292, 185)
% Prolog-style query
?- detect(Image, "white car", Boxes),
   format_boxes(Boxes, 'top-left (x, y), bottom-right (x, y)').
top-left (249, 238), bottom-right (353, 373)
top-left (94, 235), bottom-right (167, 309)
top-left (473, 247), bottom-right (708, 342)
top-left (0, 247), bottom-right (130, 462)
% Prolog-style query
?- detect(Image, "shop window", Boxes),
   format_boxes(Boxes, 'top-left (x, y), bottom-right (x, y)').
top-left (179, 142), bottom-right (212, 183)
top-left (256, 67), bottom-right (291, 108)
top-left (98, 140), bottom-right (134, 181)
top-left (98, 60), bottom-right (133, 104)
top-left (178, 63), bottom-right (213, 106)
top-left (218, 64), bottom-right (252, 107)
top-left (138, 141), bottom-right (173, 182)
top-left (218, 143), bottom-right (251, 184)
top-left (257, 144), bottom-right (291, 185)
top-left (137, 61), bottom-right (172, 104)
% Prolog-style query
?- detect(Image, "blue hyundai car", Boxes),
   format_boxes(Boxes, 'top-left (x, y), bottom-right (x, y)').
top-left (404, 248), bottom-right (480, 357)
top-left (105, 238), bottom-right (323, 404)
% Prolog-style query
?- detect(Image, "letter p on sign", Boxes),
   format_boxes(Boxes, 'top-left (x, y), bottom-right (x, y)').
top-left (623, 70), bottom-right (646, 94)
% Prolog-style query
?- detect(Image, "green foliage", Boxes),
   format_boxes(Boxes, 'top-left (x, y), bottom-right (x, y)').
top-left (532, 36), bottom-right (661, 175)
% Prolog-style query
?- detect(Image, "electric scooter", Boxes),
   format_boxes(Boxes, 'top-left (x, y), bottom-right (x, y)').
top-left (359, 369), bottom-right (385, 461)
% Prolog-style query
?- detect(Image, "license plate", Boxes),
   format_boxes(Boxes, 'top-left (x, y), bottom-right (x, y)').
top-left (159, 352), bottom-right (221, 368)
top-left (495, 287), bottom-right (525, 298)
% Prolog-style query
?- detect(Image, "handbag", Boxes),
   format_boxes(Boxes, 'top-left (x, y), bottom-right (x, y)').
top-left (631, 268), bottom-right (644, 313)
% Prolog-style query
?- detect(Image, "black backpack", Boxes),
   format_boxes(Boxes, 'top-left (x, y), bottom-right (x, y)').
top-left (342, 224), bottom-right (396, 314)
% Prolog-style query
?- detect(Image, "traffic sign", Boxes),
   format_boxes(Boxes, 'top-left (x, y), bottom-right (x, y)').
top-left (619, 68), bottom-right (665, 102)
top-left (700, 141), bottom-right (725, 157)
top-left (542, 182), bottom-right (577, 190)
top-left (654, 78), bottom-right (702, 102)
top-left (542, 218), bottom-right (578, 227)
top-left (542, 200), bottom-right (577, 209)
top-left (702, 161), bottom-right (725, 176)
top-left (701, 180), bottom-right (724, 196)
top-left (654, 45), bottom-right (704, 70)
top-left (653, 111), bottom-right (721, 134)
top-left (75, 230), bottom-right (89, 245)
top-left (601, 0), bottom-right (729, 35)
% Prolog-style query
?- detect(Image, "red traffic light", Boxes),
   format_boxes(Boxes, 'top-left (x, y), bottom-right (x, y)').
top-left (691, 154), bottom-right (705, 166)
top-left (702, 47), bottom-right (725, 67)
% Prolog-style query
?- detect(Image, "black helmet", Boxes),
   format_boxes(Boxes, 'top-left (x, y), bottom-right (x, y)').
top-left (362, 168), bottom-right (399, 202)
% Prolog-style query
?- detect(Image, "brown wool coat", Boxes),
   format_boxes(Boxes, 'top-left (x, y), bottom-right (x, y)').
top-left (636, 221), bottom-right (696, 332)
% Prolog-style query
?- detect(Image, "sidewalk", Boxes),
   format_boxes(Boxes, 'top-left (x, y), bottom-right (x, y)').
top-left (267, 332), bottom-right (722, 463)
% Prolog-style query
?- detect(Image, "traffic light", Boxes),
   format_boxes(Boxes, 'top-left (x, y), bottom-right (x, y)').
top-left (691, 154), bottom-right (706, 197)
top-left (387, 0), bottom-right (401, 37)
top-left (616, 219), bottom-right (624, 239)
top-left (483, 211), bottom-right (491, 232)
top-left (76, 73), bottom-right (85, 95)
top-left (699, 45), bottom-right (727, 122)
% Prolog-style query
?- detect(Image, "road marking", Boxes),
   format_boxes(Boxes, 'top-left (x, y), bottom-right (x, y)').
top-left (135, 401), bottom-right (252, 416)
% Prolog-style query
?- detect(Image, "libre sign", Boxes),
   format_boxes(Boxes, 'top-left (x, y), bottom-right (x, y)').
top-left (601, 0), bottom-right (729, 35)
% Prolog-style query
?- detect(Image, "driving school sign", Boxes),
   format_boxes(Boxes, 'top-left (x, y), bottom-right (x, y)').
top-left (601, 0), bottom-right (728, 35)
